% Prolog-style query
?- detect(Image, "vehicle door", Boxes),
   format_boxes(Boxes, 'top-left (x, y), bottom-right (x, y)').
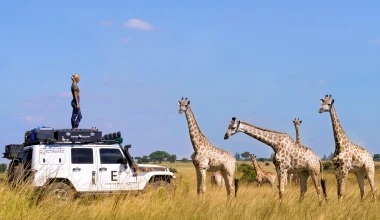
top-left (97, 147), bottom-right (137, 191)
top-left (70, 147), bottom-right (98, 192)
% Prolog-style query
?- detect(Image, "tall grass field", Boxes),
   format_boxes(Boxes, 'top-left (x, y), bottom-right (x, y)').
top-left (0, 161), bottom-right (379, 220)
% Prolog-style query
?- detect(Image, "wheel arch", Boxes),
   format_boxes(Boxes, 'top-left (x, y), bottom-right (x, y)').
top-left (45, 178), bottom-right (77, 192)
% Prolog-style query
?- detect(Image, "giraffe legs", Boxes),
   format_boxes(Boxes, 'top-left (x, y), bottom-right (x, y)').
top-left (310, 171), bottom-right (322, 203)
top-left (354, 170), bottom-right (366, 201)
top-left (277, 168), bottom-right (288, 203)
top-left (335, 168), bottom-right (349, 203)
top-left (299, 172), bottom-right (309, 202)
top-left (195, 168), bottom-right (202, 195)
top-left (364, 165), bottom-right (377, 202)
top-left (256, 177), bottom-right (262, 187)
top-left (221, 170), bottom-right (235, 198)
top-left (269, 175), bottom-right (276, 188)
top-left (195, 167), bottom-right (207, 195)
top-left (199, 168), bottom-right (207, 195)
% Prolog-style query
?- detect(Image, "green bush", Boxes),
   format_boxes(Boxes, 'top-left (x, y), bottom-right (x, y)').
top-left (265, 162), bottom-right (270, 166)
top-left (169, 167), bottom-right (178, 173)
top-left (237, 163), bottom-right (256, 183)
top-left (375, 165), bottom-right (380, 170)
top-left (323, 161), bottom-right (334, 170)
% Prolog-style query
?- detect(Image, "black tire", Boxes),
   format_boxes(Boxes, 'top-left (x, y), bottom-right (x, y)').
top-left (143, 177), bottom-right (176, 195)
top-left (44, 182), bottom-right (76, 202)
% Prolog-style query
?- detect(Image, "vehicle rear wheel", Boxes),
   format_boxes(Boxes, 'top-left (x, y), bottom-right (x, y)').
top-left (7, 161), bottom-right (24, 188)
top-left (44, 182), bottom-right (76, 202)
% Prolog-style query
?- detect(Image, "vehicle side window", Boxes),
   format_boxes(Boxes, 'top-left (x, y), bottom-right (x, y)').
top-left (99, 148), bottom-right (123, 164)
top-left (71, 148), bottom-right (93, 164)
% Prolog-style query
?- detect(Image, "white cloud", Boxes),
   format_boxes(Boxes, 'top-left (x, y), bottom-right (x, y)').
top-left (316, 80), bottom-right (324, 84)
top-left (104, 123), bottom-right (113, 128)
top-left (121, 37), bottom-right (132, 42)
top-left (99, 20), bottom-right (114, 27)
top-left (18, 115), bottom-right (45, 123)
top-left (59, 92), bottom-right (72, 98)
top-left (23, 92), bottom-right (72, 108)
top-left (123, 18), bottom-right (155, 31)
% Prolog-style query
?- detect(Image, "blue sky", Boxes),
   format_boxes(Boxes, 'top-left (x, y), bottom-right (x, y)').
top-left (1, 1), bottom-right (380, 164)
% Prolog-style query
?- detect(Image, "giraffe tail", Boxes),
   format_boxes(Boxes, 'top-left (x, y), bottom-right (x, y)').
top-left (319, 159), bottom-right (327, 200)
top-left (234, 178), bottom-right (239, 197)
top-left (234, 162), bottom-right (239, 197)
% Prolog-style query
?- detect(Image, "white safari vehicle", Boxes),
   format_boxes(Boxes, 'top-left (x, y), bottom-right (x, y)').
top-left (3, 127), bottom-right (176, 200)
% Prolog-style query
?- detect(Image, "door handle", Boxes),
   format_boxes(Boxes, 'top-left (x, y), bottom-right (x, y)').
top-left (99, 167), bottom-right (107, 171)
top-left (73, 167), bottom-right (81, 172)
top-left (92, 171), bottom-right (96, 185)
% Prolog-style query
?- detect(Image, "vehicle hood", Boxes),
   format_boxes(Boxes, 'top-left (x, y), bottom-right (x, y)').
top-left (136, 164), bottom-right (170, 172)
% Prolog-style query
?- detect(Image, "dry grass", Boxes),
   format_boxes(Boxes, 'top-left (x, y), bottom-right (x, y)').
top-left (0, 162), bottom-right (379, 220)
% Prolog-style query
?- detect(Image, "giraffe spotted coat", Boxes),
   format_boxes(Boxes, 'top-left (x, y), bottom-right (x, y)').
top-left (319, 94), bottom-right (377, 202)
top-left (178, 97), bottom-right (238, 198)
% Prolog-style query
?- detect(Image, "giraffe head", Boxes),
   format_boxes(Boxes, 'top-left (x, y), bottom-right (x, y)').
top-left (293, 118), bottom-right (302, 130)
top-left (249, 153), bottom-right (256, 161)
top-left (178, 97), bottom-right (190, 114)
top-left (224, 117), bottom-right (241, 139)
top-left (318, 94), bottom-right (334, 113)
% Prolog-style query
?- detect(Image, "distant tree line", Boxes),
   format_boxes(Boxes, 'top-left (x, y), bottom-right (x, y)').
top-left (0, 163), bottom-right (7, 173)
top-left (234, 152), bottom-right (274, 162)
top-left (134, 150), bottom-right (179, 164)
top-left (320, 152), bottom-right (380, 162)
top-left (133, 150), bottom-right (380, 164)
top-left (373, 154), bottom-right (380, 161)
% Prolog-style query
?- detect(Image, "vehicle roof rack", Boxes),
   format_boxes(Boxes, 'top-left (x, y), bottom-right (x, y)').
top-left (22, 127), bottom-right (124, 147)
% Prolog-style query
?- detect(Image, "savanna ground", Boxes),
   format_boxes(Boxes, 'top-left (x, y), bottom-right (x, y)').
top-left (0, 161), bottom-right (379, 220)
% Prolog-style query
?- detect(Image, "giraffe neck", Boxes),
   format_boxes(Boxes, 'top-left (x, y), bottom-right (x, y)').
top-left (329, 106), bottom-right (350, 151)
top-left (295, 127), bottom-right (301, 144)
top-left (251, 159), bottom-right (263, 174)
top-left (184, 106), bottom-right (206, 152)
top-left (238, 122), bottom-right (288, 152)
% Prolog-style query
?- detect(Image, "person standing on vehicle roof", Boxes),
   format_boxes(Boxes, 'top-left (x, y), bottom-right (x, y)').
top-left (71, 74), bottom-right (82, 130)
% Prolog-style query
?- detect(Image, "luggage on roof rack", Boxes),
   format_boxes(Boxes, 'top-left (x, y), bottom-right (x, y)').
top-left (24, 127), bottom-right (54, 143)
top-left (55, 129), bottom-right (102, 143)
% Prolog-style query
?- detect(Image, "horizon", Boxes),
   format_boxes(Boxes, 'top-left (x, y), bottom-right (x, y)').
top-left (1, 1), bottom-right (380, 164)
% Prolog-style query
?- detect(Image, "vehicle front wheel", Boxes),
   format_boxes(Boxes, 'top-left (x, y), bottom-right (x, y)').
top-left (144, 179), bottom-right (176, 195)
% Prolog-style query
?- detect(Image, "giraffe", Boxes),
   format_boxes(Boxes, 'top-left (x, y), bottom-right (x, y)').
top-left (211, 171), bottom-right (225, 187)
top-left (319, 94), bottom-right (377, 202)
top-left (224, 117), bottom-right (327, 203)
top-left (290, 118), bottom-right (303, 185)
top-left (249, 153), bottom-right (276, 188)
top-left (178, 97), bottom-right (239, 197)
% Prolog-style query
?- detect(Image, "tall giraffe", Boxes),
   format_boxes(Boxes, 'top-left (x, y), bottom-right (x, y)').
top-left (224, 117), bottom-right (327, 203)
top-left (178, 97), bottom-right (239, 197)
top-left (319, 94), bottom-right (377, 202)
top-left (249, 153), bottom-right (276, 188)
